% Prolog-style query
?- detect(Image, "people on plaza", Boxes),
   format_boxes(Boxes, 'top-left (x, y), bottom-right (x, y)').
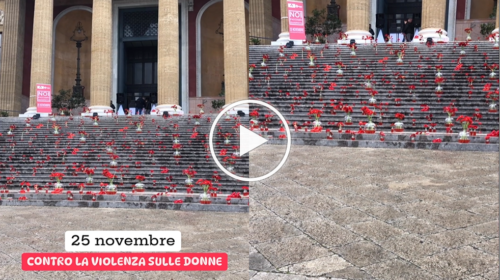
top-left (369, 24), bottom-right (375, 37)
top-left (110, 101), bottom-right (116, 113)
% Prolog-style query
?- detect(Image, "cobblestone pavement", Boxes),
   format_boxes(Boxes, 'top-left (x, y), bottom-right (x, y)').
top-left (0, 207), bottom-right (248, 279)
top-left (250, 145), bottom-right (499, 280)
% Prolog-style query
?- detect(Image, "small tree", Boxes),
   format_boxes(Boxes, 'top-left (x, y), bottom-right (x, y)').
top-left (305, 9), bottom-right (342, 42)
top-left (52, 89), bottom-right (86, 114)
top-left (480, 3), bottom-right (497, 38)
top-left (212, 90), bottom-right (225, 110)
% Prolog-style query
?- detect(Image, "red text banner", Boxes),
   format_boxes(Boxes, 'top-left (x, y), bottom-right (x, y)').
top-left (287, 0), bottom-right (306, 40)
top-left (22, 253), bottom-right (228, 271)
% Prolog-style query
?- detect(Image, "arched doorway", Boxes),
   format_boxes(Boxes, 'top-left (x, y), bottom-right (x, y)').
top-left (197, 0), bottom-right (249, 99)
top-left (53, 7), bottom-right (93, 101)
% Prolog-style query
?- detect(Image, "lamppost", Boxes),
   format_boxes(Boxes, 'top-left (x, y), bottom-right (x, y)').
top-left (70, 22), bottom-right (88, 98)
top-left (327, 0), bottom-right (340, 18)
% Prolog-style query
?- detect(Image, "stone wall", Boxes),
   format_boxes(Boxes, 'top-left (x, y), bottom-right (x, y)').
top-left (470, 0), bottom-right (495, 19)
top-left (456, 19), bottom-right (496, 40)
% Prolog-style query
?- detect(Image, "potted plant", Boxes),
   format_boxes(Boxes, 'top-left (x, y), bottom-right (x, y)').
top-left (465, 28), bottom-right (472, 41)
top-left (394, 113), bottom-right (405, 132)
top-left (103, 169), bottom-right (117, 195)
top-left (456, 115), bottom-right (473, 143)
top-left (305, 9), bottom-right (341, 44)
top-left (486, 89), bottom-right (499, 112)
top-left (197, 179), bottom-right (212, 204)
top-left (343, 105), bottom-right (353, 125)
top-left (444, 106), bottom-right (457, 126)
top-left (361, 106), bottom-right (376, 133)
top-left (135, 175), bottom-right (146, 192)
top-left (308, 109), bottom-right (323, 132)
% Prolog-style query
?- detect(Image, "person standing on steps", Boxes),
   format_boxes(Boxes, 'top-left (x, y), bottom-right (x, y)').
top-left (110, 100), bottom-right (116, 113)
top-left (135, 96), bottom-right (145, 115)
top-left (145, 97), bottom-right (151, 115)
top-left (404, 18), bottom-right (415, 42)
top-left (369, 24), bottom-right (375, 38)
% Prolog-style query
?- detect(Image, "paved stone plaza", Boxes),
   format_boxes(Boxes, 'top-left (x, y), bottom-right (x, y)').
top-left (250, 145), bottom-right (499, 279)
top-left (0, 207), bottom-right (248, 279)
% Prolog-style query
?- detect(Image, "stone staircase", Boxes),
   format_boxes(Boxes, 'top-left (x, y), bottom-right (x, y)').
top-left (0, 115), bottom-right (249, 212)
top-left (249, 41), bottom-right (499, 151)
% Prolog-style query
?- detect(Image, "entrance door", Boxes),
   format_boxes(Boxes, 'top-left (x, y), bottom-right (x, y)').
top-left (117, 6), bottom-right (182, 112)
top-left (124, 41), bottom-right (158, 110)
top-left (379, 0), bottom-right (422, 39)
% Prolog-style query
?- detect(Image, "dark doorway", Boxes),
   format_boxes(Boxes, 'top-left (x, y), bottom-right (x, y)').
top-left (123, 41), bottom-right (157, 110)
top-left (117, 6), bottom-right (181, 111)
top-left (378, 0), bottom-right (423, 39)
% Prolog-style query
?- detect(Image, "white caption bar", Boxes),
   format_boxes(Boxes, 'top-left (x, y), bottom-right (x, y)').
top-left (65, 231), bottom-right (181, 252)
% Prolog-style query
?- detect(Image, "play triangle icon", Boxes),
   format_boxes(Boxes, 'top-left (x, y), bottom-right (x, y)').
top-left (239, 125), bottom-right (268, 156)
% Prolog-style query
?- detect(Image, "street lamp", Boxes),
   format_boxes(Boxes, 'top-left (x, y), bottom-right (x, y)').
top-left (327, 0), bottom-right (340, 18)
top-left (70, 22), bottom-right (88, 98)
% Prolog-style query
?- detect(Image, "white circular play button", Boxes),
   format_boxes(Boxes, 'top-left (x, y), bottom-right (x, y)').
top-left (209, 100), bottom-right (291, 182)
top-left (239, 125), bottom-right (269, 156)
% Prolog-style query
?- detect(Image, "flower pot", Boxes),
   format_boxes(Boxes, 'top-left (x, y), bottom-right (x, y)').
top-left (458, 139), bottom-right (470, 143)
top-left (364, 122), bottom-right (376, 134)
top-left (135, 182), bottom-right (145, 192)
top-left (105, 184), bottom-right (117, 195)
top-left (86, 177), bottom-right (94, 185)
top-left (200, 200), bottom-right (212, 205)
top-left (445, 117), bottom-right (454, 127)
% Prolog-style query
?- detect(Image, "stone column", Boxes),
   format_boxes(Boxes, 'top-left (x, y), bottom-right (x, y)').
top-left (345, 0), bottom-right (372, 43)
top-left (223, 0), bottom-right (248, 111)
top-left (88, 0), bottom-right (113, 115)
top-left (156, 0), bottom-right (183, 115)
top-left (0, 0), bottom-right (25, 116)
top-left (23, 0), bottom-right (53, 116)
top-left (419, 0), bottom-right (449, 42)
top-left (249, 0), bottom-right (273, 45)
top-left (492, 0), bottom-right (499, 37)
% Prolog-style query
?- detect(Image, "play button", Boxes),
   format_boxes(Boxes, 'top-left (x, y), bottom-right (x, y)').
top-left (240, 126), bottom-right (268, 156)
top-left (209, 100), bottom-right (291, 182)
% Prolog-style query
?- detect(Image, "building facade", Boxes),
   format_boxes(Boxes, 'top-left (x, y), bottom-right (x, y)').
top-left (0, 0), bottom-right (497, 116)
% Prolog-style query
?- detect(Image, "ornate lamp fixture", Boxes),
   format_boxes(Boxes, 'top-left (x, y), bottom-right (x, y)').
top-left (70, 22), bottom-right (88, 98)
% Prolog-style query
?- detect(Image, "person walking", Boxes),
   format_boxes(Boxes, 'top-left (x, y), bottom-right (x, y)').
top-left (404, 18), bottom-right (415, 42)
top-left (110, 100), bottom-right (116, 113)
top-left (145, 97), bottom-right (151, 115)
top-left (135, 96), bottom-right (145, 115)
top-left (369, 24), bottom-right (375, 38)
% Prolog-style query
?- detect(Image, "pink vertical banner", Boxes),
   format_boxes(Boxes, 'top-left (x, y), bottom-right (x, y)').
top-left (287, 0), bottom-right (306, 41)
top-left (36, 83), bottom-right (52, 113)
